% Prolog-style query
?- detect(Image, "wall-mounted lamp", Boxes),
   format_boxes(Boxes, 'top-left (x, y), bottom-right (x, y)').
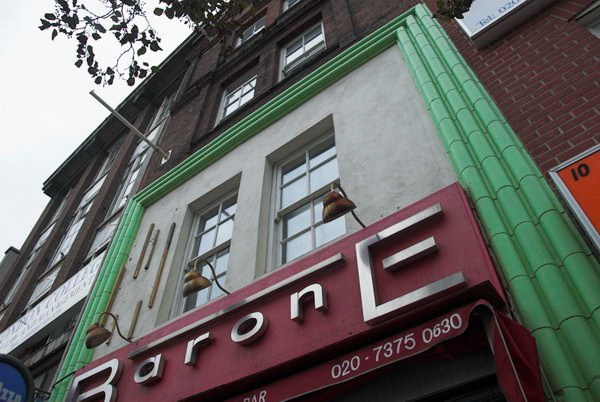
top-left (322, 183), bottom-right (366, 228)
top-left (85, 312), bottom-right (132, 349)
top-left (183, 258), bottom-right (231, 298)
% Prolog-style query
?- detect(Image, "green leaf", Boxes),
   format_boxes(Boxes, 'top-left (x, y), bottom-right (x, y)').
top-left (153, 7), bottom-right (164, 16)
top-left (44, 13), bottom-right (56, 20)
top-left (51, 29), bottom-right (58, 40)
top-left (149, 42), bottom-right (162, 51)
top-left (95, 76), bottom-right (102, 84)
top-left (106, 67), bottom-right (114, 75)
top-left (151, 66), bottom-right (160, 73)
top-left (74, 59), bottom-right (83, 68)
top-left (92, 33), bottom-right (101, 40)
top-left (127, 77), bottom-right (135, 86)
top-left (137, 46), bottom-right (146, 55)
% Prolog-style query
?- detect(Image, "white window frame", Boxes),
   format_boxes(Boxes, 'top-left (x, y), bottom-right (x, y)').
top-left (283, 0), bottom-right (303, 11)
top-left (219, 76), bottom-right (257, 122)
top-left (172, 192), bottom-right (238, 317)
top-left (236, 16), bottom-right (266, 47)
top-left (272, 134), bottom-right (345, 266)
top-left (280, 22), bottom-right (326, 79)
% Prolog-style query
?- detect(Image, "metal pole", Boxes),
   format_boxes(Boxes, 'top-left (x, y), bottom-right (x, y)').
top-left (89, 90), bottom-right (170, 160)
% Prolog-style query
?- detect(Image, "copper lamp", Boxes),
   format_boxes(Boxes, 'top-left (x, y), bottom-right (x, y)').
top-left (85, 312), bottom-right (132, 349)
top-left (183, 258), bottom-right (230, 297)
top-left (322, 183), bottom-right (366, 228)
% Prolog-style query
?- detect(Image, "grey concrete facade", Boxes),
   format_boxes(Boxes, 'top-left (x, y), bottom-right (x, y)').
top-left (96, 46), bottom-right (457, 356)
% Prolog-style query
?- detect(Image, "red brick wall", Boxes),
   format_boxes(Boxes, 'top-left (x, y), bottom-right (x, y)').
top-left (433, 0), bottom-right (600, 173)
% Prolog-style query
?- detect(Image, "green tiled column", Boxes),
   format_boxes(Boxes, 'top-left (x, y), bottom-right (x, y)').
top-left (396, 6), bottom-right (600, 400)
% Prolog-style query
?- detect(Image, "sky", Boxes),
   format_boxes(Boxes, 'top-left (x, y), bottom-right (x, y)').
top-left (0, 1), bottom-right (191, 255)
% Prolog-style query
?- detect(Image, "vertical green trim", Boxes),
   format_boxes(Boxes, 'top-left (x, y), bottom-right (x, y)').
top-left (396, 6), bottom-right (600, 400)
top-left (52, 4), bottom-right (600, 400)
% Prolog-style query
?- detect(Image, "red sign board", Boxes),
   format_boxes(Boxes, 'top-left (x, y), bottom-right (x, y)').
top-left (67, 184), bottom-right (505, 401)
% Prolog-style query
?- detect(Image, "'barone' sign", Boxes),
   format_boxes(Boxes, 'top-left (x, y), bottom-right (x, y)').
top-left (67, 184), bottom-right (506, 402)
top-left (0, 252), bottom-right (105, 354)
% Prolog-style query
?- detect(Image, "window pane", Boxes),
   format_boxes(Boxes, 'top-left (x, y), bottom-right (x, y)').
top-left (281, 175), bottom-right (308, 208)
top-left (185, 286), bottom-right (208, 311)
top-left (224, 103), bottom-right (239, 117)
top-left (227, 89), bottom-right (241, 105)
top-left (315, 217), bottom-right (346, 247)
top-left (240, 90), bottom-right (254, 106)
top-left (283, 204), bottom-right (311, 239)
top-left (196, 228), bottom-right (216, 255)
top-left (304, 26), bottom-right (323, 51)
top-left (309, 142), bottom-right (336, 168)
top-left (209, 273), bottom-right (227, 300)
top-left (220, 199), bottom-right (237, 220)
top-left (199, 207), bottom-right (219, 232)
top-left (243, 78), bottom-right (256, 92)
top-left (216, 218), bottom-right (234, 245)
top-left (309, 158), bottom-right (338, 192)
top-left (282, 157), bottom-right (306, 184)
top-left (314, 195), bottom-right (325, 224)
top-left (283, 231), bottom-right (312, 263)
top-left (285, 39), bottom-right (303, 65)
top-left (215, 249), bottom-right (229, 275)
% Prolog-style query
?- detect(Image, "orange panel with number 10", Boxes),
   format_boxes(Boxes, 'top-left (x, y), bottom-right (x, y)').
top-left (556, 149), bottom-right (600, 232)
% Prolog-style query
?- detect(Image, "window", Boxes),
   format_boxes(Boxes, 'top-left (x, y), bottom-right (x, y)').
top-left (275, 136), bottom-right (345, 264)
top-left (25, 264), bottom-right (61, 308)
top-left (179, 194), bottom-right (237, 314)
top-left (281, 22), bottom-right (325, 77)
top-left (221, 76), bottom-right (257, 120)
top-left (49, 175), bottom-right (107, 267)
top-left (284, 0), bottom-right (302, 11)
top-left (236, 17), bottom-right (265, 47)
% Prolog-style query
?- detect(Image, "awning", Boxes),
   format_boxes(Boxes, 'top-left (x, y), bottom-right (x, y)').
top-left (228, 300), bottom-right (545, 402)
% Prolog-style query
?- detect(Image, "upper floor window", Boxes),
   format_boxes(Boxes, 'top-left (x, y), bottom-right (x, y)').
top-left (236, 16), bottom-right (266, 47)
top-left (284, 0), bottom-right (302, 11)
top-left (275, 136), bottom-right (345, 264)
top-left (49, 175), bottom-right (107, 267)
top-left (281, 22), bottom-right (325, 78)
top-left (178, 194), bottom-right (237, 314)
top-left (220, 76), bottom-right (257, 120)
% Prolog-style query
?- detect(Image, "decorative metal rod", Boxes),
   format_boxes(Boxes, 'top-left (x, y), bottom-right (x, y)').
top-left (90, 90), bottom-right (170, 160)
top-left (98, 312), bottom-right (132, 343)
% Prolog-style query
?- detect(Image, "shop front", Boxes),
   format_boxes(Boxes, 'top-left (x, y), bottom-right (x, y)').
top-left (65, 184), bottom-right (544, 401)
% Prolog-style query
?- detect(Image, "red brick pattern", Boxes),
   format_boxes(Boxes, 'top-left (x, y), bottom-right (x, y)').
top-left (432, 0), bottom-right (600, 173)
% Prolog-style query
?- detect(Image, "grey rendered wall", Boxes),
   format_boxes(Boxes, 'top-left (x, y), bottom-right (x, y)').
top-left (96, 45), bottom-right (456, 355)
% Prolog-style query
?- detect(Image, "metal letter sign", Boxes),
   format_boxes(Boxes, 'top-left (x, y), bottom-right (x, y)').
top-left (356, 203), bottom-right (466, 325)
top-left (550, 144), bottom-right (600, 253)
top-left (65, 184), bottom-right (503, 402)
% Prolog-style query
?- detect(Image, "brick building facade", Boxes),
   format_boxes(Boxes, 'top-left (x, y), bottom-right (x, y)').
top-left (1, 0), bottom-right (598, 400)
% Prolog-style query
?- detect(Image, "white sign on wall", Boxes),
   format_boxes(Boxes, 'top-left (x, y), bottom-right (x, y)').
top-left (0, 252), bottom-right (105, 354)
top-left (457, 0), bottom-right (530, 36)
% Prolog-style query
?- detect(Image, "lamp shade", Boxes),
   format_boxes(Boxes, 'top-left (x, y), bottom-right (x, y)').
top-left (85, 323), bottom-right (112, 349)
top-left (322, 190), bottom-right (357, 223)
top-left (183, 269), bottom-right (211, 297)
